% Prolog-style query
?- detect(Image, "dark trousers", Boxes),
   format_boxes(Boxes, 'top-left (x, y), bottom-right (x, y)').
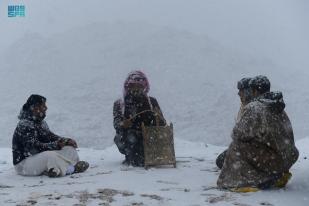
top-left (114, 129), bottom-right (144, 166)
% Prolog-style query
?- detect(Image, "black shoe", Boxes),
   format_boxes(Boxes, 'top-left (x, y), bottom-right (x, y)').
top-left (47, 168), bottom-right (59, 178)
top-left (74, 161), bottom-right (89, 173)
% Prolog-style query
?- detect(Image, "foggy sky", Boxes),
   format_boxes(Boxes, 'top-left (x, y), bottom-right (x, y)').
top-left (0, 0), bottom-right (308, 70)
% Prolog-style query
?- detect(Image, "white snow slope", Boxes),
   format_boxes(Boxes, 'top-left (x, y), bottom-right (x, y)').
top-left (0, 138), bottom-right (308, 206)
top-left (0, 0), bottom-right (309, 148)
top-left (0, 21), bottom-right (309, 149)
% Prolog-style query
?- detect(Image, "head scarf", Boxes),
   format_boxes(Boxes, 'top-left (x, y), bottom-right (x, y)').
top-left (123, 70), bottom-right (150, 97)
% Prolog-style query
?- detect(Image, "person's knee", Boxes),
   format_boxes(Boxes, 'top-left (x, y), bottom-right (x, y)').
top-left (42, 150), bottom-right (58, 156)
top-left (61, 146), bottom-right (79, 161)
top-left (127, 133), bottom-right (138, 144)
top-left (41, 151), bottom-right (59, 160)
top-left (61, 146), bottom-right (76, 151)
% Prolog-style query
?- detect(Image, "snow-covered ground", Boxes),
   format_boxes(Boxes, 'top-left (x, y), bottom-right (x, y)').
top-left (0, 138), bottom-right (308, 206)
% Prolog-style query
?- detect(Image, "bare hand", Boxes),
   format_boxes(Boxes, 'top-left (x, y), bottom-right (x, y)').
top-left (121, 119), bottom-right (132, 129)
top-left (57, 139), bottom-right (66, 149)
top-left (65, 138), bottom-right (78, 148)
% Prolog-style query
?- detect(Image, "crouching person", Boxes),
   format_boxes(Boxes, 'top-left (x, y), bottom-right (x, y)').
top-left (12, 94), bottom-right (89, 177)
top-left (113, 71), bottom-right (166, 167)
top-left (217, 76), bottom-right (299, 191)
top-left (216, 77), bottom-right (252, 169)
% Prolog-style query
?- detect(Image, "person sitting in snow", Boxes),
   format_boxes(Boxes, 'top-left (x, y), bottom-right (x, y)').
top-left (12, 94), bottom-right (89, 177)
top-left (216, 77), bottom-right (253, 169)
top-left (113, 71), bottom-right (166, 167)
top-left (217, 75), bottom-right (299, 191)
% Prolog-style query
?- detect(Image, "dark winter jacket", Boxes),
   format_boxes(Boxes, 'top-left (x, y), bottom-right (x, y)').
top-left (12, 109), bottom-right (64, 165)
top-left (113, 95), bottom-right (166, 165)
top-left (217, 92), bottom-right (299, 189)
top-left (113, 95), bottom-right (166, 132)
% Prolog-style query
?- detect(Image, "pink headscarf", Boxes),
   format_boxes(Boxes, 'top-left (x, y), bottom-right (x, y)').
top-left (123, 70), bottom-right (150, 97)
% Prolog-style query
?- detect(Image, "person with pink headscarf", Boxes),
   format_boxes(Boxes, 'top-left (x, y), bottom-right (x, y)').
top-left (113, 71), bottom-right (166, 166)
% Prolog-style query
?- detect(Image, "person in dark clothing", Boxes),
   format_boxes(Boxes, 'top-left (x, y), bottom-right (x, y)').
top-left (217, 76), bottom-right (299, 191)
top-left (216, 77), bottom-right (252, 169)
top-left (12, 94), bottom-right (89, 177)
top-left (113, 71), bottom-right (166, 167)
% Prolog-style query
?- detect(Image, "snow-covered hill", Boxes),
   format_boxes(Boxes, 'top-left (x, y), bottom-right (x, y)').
top-left (1, 22), bottom-right (308, 149)
top-left (0, 138), bottom-right (308, 206)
